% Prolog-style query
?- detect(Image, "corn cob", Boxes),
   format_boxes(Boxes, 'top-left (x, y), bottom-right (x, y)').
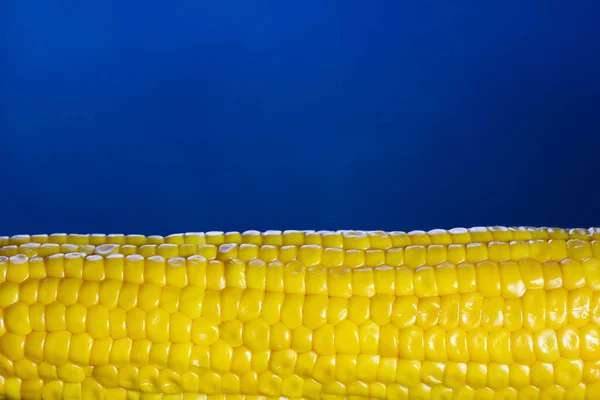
top-left (0, 227), bottom-right (599, 399)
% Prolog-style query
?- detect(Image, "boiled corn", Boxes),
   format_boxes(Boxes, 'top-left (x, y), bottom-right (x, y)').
top-left (0, 227), bottom-right (598, 399)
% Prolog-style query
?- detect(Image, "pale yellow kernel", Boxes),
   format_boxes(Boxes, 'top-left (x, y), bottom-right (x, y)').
top-left (138, 244), bottom-right (156, 258)
top-left (449, 228), bottom-right (471, 244)
top-left (342, 231), bottom-right (370, 250)
top-left (427, 229), bottom-right (451, 245)
top-left (489, 226), bottom-right (513, 241)
top-left (466, 243), bottom-right (488, 264)
top-left (364, 231), bottom-right (391, 249)
top-left (7, 254), bottom-right (29, 283)
top-left (319, 232), bottom-right (343, 250)
top-left (119, 244), bottom-right (137, 256)
top-left (144, 235), bottom-right (163, 245)
top-left (262, 230), bottom-right (282, 246)
top-left (18, 242), bottom-right (40, 257)
top-left (157, 243), bottom-right (179, 259)
top-left (107, 234), bottom-right (126, 244)
top-left (98, 258), bottom-right (122, 288)
top-left (0, 245), bottom-right (18, 257)
top-left (38, 243), bottom-right (60, 258)
top-left (508, 226), bottom-right (533, 240)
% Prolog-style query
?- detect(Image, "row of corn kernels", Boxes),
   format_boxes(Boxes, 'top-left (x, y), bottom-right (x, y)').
top-left (2, 239), bottom-right (600, 269)
top-left (2, 226), bottom-right (600, 249)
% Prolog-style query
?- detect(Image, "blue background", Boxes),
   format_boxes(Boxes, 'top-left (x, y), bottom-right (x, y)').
top-left (1, 2), bottom-right (599, 235)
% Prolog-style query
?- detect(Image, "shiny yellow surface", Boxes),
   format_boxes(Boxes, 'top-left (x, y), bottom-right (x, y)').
top-left (0, 227), bottom-right (599, 399)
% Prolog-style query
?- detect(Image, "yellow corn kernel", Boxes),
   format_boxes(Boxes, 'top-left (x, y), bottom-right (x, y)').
top-left (117, 282), bottom-right (139, 311)
top-left (385, 248), bottom-right (404, 267)
top-left (435, 262), bottom-right (458, 296)
top-left (424, 326), bottom-right (447, 362)
top-left (481, 297), bottom-right (504, 331)
top-left (45, 331), bottom-right (71, 365)
top-left (109, 337), bottom-right (132, 366)
top-left (328, 267), bottom-right (352, 298)
top-left (352, 267), bottom-right (374, 298)
top-left (467, 327), bottom-right (489, 363)
top-left (297, 245), bottom-right (322, 267)
top-left (371, 294), bottom-right (394, 326)
top-left (439, 294), bottom-right (460, 330)
top-left (405, 245), bottom-right (426, 269)
top-left (103, 253), bottom-right (124, 280)
top-left (343, 249), bottom-right (364, 269)
top-left (284, 261), bottom-right (305, 294)
top-left (196, 245), bottom-right (216, 261)
top-left (414, 266), bottom-right (438, 297)
top-left (306, 266), bottom-right (327, 295)
top-left (469, 226), bottom-right (493, 243)
top-left (5, 302), bottom-right (31, 335)
top-left (303, 294), bottom-right (327, 329)
top-left (397, 325), bottom-right (421, 359)
top-left (499, 260), bottom-right (526, 298)
top-left (166, 257), bottom-right (188, 288)
top-left (460, 292), bottom-right (483, 329)
top-left (7, 254), bottom-right (29, 283)
top-left (3, 226), bottom-right (600, 398)
top-left (456, 263), bottom-right (476, 293)
top-left (69, 332), bottom-right (93, 366)
top-left (24, 331), bottom-right (45, 363)
top-left (281, 294), bottom-right (304, 329)
top-left (476, 261), bottom-right (501, 297)
top-left (262, 230), bottom-right (282, 246)
top-left (364, 249), bottom-right (385, 267)
top-left (0, 245), bottom-right (18, 257)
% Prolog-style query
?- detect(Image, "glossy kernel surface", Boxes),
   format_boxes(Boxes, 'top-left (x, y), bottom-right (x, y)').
top-left (0, 226), bottom-right (599, 399)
